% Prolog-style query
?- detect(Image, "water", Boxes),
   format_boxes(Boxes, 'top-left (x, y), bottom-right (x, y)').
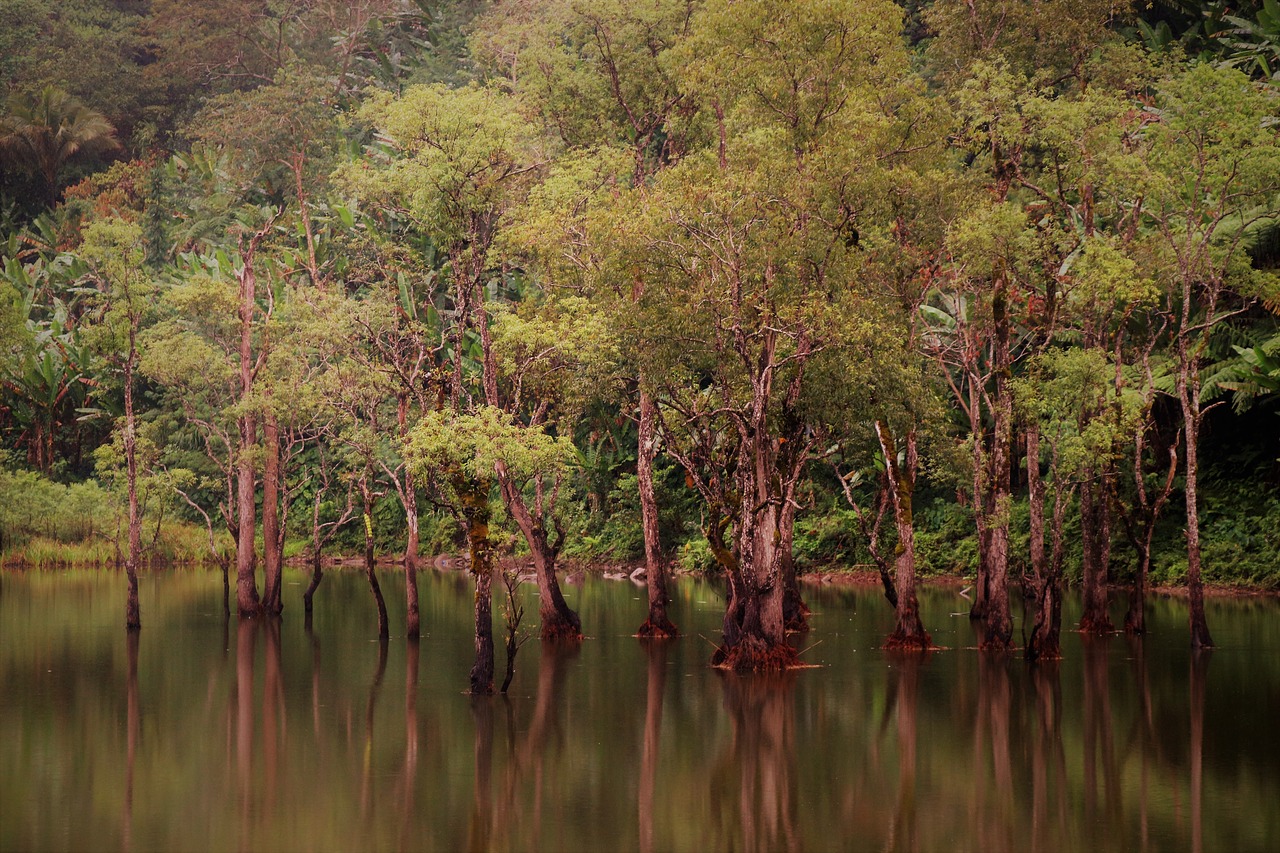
top-left (2, 567), bottom-right (1278, 852)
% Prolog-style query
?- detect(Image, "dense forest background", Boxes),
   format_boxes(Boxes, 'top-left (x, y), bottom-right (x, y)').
top-left (2, 0), bottom-right (1278, 633)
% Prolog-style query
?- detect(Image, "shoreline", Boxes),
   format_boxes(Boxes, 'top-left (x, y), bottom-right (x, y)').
top-left (4, 552), bottom-right (1277, 597)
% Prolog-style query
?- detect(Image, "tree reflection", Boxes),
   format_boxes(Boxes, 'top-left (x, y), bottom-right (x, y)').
top-left (360, 635), bottom-right (389, 821)
top-left (886, 652), bottom-right (923, 853)
top-left (1029, 662), bottom-right (1067, 853)
top-left (468, 639), bottom-right (578, 850)
top-left (639, 640), bottom-right (670, 853)
top-left (972, 654), bottom-right (1014, 851)
top-left (122, 630), bottom-right (140, 853)
top-left (1081, 635), bottom-right (1119, 844)
top-left (235, 618), bottom-right (256, 850)
top-left (397, 638), bottom-right (421, 851)
top-left (712, 673), bottom-right (800, 853)
top-left (262, 618), bottom-right (284, 817)
top-left (467, 696), bottom-right (494, 853)
top-left (1190, 649), bottom-right (1211, 853)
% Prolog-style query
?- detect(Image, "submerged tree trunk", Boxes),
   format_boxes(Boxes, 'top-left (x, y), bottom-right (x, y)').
top-left (876, 421), bottom-right (930, 650)
top-left (1180, 417), bottom-right (1214, 649)
top-left (1026, 423), bottom-right (1064, 663)
top-left (968, 373), bottom-right (991, 623)
top-left (636, 388), bottom-right (677, 638)
top-left (498, 467), bottom-right (580, 641)
top-left (778, 498), bottom-right (809, 633)
top-left (1078, 473), bottom-right (1113, 634)
top-left (713, 423), bottom-right (797, 672)
top-left (361, 482), bottom-right (389, 640)
top-left (404, 473), bottom-right (421, 641)
top-left (262, 413), bottom-right (283, 616)
top-left (462, 479), bottom-right (495, 695)
top-left (235, 412), bottom-right (259, 616)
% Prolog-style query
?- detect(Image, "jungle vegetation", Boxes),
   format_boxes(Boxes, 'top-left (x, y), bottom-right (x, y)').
top-left (2, 0), bottom-right (1279, 677)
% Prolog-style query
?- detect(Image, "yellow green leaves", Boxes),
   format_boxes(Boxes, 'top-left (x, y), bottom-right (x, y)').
top-left (403, 406), bottom-right (575, 484)
top-left (340, 83), bottom-right (542, 243)
top-left (679, 0), bottom-right (909, 154)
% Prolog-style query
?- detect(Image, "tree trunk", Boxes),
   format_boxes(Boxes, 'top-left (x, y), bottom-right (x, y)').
top-left (398, 393), bottom-right (421, 640)
top-left (1025, 423), bottom-right (1064, 663)
top-left (712, 430), bottom-right (796, 672)
top-left (636, 387), bottom-right (677, 638)
top-left (235, 412), bottom-right (259, 616)
top-left (303, 545), bottom-right (322, 621)
top-left (1181, 417), bottom-right (1214, 649)
top-left (123, 354), bottom-right (141, 632)
top-left (1176, 321), bottom-right (1214, 648)
top-left (981, 283), bottom-right (1013, 650)
top-left (498, 466), bottom-right (580, 641)
top-left (404, 517), bottom-right (419, 637)
top-left (361, 483), bottom-right (389, 640)
top-left (235, 254), bottom-right (260, 617)
top-left (262, 413), bottom-right (282, 616)
top-left (404, 474), bottom-right (420, 640)
top-left (1125, 542), bottom-right (1150, 635)
top-left (968, 373), bottom-right (990, 622)
top-left (1078, 473), bottom-right (1113, 633)
top-left (462, 480), bottom-right (495, 695)
top-left (778, 497), bottom-right (809, 633)
top-left (877, 421), bottom-right (930, 650)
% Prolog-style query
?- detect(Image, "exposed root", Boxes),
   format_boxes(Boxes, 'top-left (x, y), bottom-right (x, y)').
top-left (1076, 614), bottom-right (1116, 635)
top-left (539, 614), bottom-right (584, 642)
top-left (784, 611), bottom-right (810, 633)
top-left (711, 636), bottom-right (801, 673)
top-left (635, 618), bottom-right (679, 639)
top-left (883, 628), bottom-right (933, 651)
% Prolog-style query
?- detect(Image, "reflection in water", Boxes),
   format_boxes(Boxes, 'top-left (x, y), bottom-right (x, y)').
top-left (468, 696), bottom-right (494, 853)
top-left (1030, 662), bottom-right (1067, 853)
top-left (6, 571), bottom-right (1280, 853)
top-left (713, 673), bottom-right (800, 853)
top-left (638, 641), bottom-right (669, 853)
top-left (886, 653), bottom-right (922, 853)
top-left (1082, 635), bottom-right (1119, 841)
top-left (262, 619), bottom-right (285, 818)
top-left (973, 654), bottom-right (1013, 853)
top-left (469, 640), bottom-right (580, 851)
top-left (122, 630), bottom-right (139, 853)
top-left (361, 635), bottom-right (390, 821)
top-left (398, 638), bottom-right (420, 850)
top-left (1190, 650), bottom-right (1210, 853)
top-left (235, 619), bottom-right (255, 850)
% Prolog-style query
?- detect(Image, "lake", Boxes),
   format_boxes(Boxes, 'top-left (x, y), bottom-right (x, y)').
top-left (2, 567), bottom-right (1278, 852)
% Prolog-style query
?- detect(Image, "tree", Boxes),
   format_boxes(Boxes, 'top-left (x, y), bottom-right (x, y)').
top-left (1140, 64), bottom-right (1280, 647)
top-left (79, 217), bottom-right (154, 631)
top-left (343, 82), bottom-right (586, 643)
top-left (475, 0), bottom-right (698, 640)
top-left (0, 87), bottom-right (121, 207)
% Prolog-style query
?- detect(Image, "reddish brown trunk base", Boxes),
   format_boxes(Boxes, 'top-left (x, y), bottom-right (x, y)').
top-left (883, 627), bottom-right (932, 651)
top-left (712, 635), bottom-right (800, 674)
top-left (636, 617), bottom-right (679, 639)
top-left (1077, 613), bottom-right (1114, 635)
top-left (539, 610), bottom-right (583, 642)
top-left (1124, 590), bottom-right (1146, 635)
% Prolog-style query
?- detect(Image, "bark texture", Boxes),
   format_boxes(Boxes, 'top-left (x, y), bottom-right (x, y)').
top-left (635, 388), bottom-right (677, 638)
top-left (876, 421), bottom-right (930, 651)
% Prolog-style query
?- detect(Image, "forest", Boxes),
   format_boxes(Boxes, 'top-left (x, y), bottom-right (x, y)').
top-left (2, 0), bottom-right (1279, 685)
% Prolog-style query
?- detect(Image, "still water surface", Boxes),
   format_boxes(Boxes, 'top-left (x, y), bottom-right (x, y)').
top-left (2, 567), bottom-right (1278, 852)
